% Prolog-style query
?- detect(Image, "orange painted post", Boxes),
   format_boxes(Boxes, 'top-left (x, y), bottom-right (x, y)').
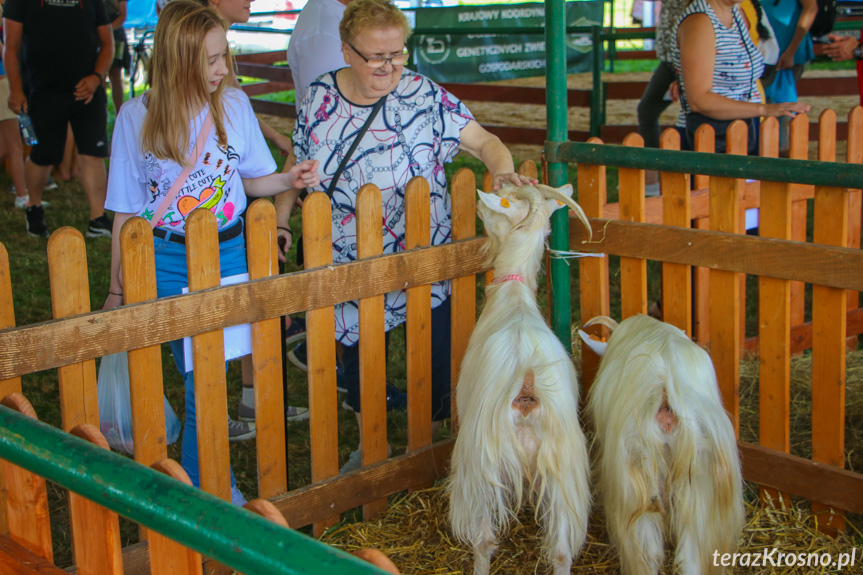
top-left (47, 229), bottom-right (99, 432)
top-left (0, 394), bottom-right (52, 562)
top-left (811, 110), bottom-right (847, 533)
top-left (449, 168), bottom-right (478, 430)
top-left (148, 459), bottom-right (203, 575)
top-left (68, 424), bottom-right (123, 575)
top-left (789, 114), bottom-right (810, 329)
top-left (185, 210), bottom-right (231, 503)
top-left (355, 184), bottom-right (388, 521)
top-left (578, 137), bottom-right (610, 393)
top-left (693, 125), bottom-right (715, 344)
top-left (618, 133), bottom-right (647, 319)
top-left (659, 129), bottom-right (692, 335)
top-left (302, 192), bottom-right (340, 537)
top-left (245, 200), bottom-right (288, 499)
top-left (709, 121), bottom-right (746, 435)
top-left (0, 244), bottom-right (20, 536)
top-left (405, 177), bottom-right (432, 453)
top-left (756, 117), bottom-right (791, 506)
top-left (120, 220), bottom-right (168, 479)
top-left (845, 107), bottom-right (862, 349)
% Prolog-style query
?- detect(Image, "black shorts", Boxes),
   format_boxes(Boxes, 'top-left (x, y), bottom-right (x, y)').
top-left (111, 28), bottom-right (131, 72)
top-left (28, 86), bottom-right (109, 166)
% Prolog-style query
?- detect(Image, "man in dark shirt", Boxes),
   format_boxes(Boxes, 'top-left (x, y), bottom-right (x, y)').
top-left (4, 0), bottom-right (114, 238)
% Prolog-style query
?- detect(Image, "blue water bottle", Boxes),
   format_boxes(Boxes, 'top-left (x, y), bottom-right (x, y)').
top-left (18, 113), bottom-right (38, 146)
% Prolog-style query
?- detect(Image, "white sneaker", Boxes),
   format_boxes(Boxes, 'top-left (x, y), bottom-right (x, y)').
top-left (339, 449), bottom-right (363, 474)
top-left (14, 195), bottom-right (50, 209)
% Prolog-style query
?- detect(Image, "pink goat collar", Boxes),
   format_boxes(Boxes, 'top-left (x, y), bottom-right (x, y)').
top-left (490, 273), bottom-right (525, 285)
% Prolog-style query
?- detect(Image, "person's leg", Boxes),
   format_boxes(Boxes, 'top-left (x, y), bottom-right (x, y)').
top-left (70, 85), bottom-right (112, 233)
top-left (78, 154), bottom-right (108, 220)
top-left (108, 66), bottom-right (125, 114)
top-left (429, 298), bottom-right (452, 425)
top-left (0, 119), bottom-right (29, 204)
top-left (56, 124), bottom-right (77, 181)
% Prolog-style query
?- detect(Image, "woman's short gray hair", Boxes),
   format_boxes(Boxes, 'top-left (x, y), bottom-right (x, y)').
top-left (340, 0), bottom-right (412, 45)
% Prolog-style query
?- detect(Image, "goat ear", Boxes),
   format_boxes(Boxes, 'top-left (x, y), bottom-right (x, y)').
top-left (545, 198), bottom-right (568, 213)
top-left (477, 190), bottom-right (511, 215)
top-left (577, 329), bottom-right (608, 357)
top-left (558, 183), bottom-right (574, 198)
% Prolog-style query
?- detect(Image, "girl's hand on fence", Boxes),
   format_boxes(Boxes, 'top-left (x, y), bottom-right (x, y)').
top-left (492, 172), bottom-right (539, 190)
top-left (286, 159), bottom-right (320, 189)
top-left (764, 101), bottom-right (810, 118)
top-left (103, 292), bottom-right (123, 310)
top-left (276, 226), bottom-right (292, 263)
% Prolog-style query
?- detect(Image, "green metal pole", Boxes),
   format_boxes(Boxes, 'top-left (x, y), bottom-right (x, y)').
top-left (0, 407), bottom-right (385, 575)
top-left (608, 0), bottom-right (616, 73)
top-left (545, 0), bottom-right (572, 352)
top-left (590, 25), bottom-right (603, 139)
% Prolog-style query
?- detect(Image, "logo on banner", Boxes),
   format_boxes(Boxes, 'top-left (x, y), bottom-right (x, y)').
top-left (417, 34), bottom-right (451, 65)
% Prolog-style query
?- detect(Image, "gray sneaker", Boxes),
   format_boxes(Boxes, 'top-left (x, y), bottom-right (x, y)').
top-left (227, 417), bottom-right (256, 442)
top-left (339, 449), bottom-right (363, 474)
top-left (238, 403), bottom-right (309, 423)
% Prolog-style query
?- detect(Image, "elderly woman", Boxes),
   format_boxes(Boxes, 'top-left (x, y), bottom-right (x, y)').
top-left (674, 0), bottom-right (809, 154)
top-left (276, 0), bottom-right (535, 471)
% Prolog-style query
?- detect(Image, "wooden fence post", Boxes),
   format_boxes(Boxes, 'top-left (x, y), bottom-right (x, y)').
top-left (757, 117), bottom-right (792, 506)
top-left (450, 168), bottom-right (478, 431)
top-left (149, 459), bottom-right (203, 575)
top-left (68, 424), bottom-right (123, 575)
top-left (302, 192), bottom-right (340, 536)
top-left (356, 184), bottom-right (388, 521)
top-left (120, 218), bottom-right (169, 542)
top-left (0, 394), bottom-right (52, 562)
top-left (184, 210), bottom-right (231, 504)
top-left (845, 107), bottom-right (862, 350)
top-left (693, 124), bottom-right (715, 344)
top-left (789, 114), bottom-right (810, 330)
top-left (618, 133), bottom-right (647, 319)
top-left (659, 128), bottom-right (692, 335)
top-left (811, 109), bottom-right (847, 533)
top-left (0, 244), bottom-right (21, 536)
top-left (245, 200), bottom-right (288, 499)
top-left (709, 121), bottom-right (746, 435)
top-left (405, 177), bottom-right (432, 453)
top-left (47, 229), bottom-right (99, 432)
top-left (577, 137), bottom-right (610, 393)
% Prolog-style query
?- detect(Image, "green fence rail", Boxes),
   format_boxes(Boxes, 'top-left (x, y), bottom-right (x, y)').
top-left (545, 140), bottom-right (863, 189)
top-left (0, 406), bottom-right (385, 575)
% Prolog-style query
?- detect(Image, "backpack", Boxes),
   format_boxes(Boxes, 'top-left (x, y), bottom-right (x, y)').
top-left (809, 0), bottom-right (837, 38)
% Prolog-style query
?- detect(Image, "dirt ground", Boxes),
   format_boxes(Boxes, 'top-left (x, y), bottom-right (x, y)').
top-left (260, 69), bottom-right (860, 163)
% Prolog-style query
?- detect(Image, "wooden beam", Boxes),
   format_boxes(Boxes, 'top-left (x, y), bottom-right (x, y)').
top-left (0, 535), bottom-right (68, 575)
top-left (0, 239), bottom-right (488, 380)
top-left (570, 219), bottom-right (863, 291)
top-left (743, 307), bottom-right (863, 354)
top-left (235, 62), bottom-right (293, 85)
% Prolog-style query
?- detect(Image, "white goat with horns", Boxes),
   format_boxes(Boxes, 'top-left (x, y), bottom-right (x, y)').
top-left (447, 183), bottom-right (593, 575)
top-left (582, 314), bottom-right (744, 575)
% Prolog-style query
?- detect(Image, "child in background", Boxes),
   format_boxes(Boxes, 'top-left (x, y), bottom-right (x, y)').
top-left (103, 0), bottom-right (319, 504)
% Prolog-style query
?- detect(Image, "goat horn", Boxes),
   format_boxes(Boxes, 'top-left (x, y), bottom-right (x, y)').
top-left (582, 315), bottom-right (618, 331)
top-left (511, 185), bottom-right (542, 229)
top-left (535, 184), bottom-right (593, 241)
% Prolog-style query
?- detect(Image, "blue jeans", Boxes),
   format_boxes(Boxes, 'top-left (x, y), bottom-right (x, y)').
top-left (154, 224), bottom-right (246, 489)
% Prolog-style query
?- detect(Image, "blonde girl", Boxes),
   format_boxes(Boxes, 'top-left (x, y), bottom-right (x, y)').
top-left (103, 0), bottom-right (319, 504)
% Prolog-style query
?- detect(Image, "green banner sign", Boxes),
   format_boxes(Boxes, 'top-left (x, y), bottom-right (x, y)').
top-left (412, 1), bottom-right (604, 83)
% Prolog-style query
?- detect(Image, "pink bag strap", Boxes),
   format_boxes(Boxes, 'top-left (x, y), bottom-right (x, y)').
top-left (149, 110), bottom-right (214, 229)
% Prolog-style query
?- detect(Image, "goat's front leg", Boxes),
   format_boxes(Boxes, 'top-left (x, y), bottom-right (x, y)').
top-left (471, 514), bottom-right (497, 575)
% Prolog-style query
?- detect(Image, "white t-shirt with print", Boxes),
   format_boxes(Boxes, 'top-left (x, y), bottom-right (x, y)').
top-left (106, 87), bottom-right (276, 234)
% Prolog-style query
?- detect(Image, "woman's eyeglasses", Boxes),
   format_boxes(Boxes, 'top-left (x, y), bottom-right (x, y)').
top-left (347, 42), bottom-right (410, 69)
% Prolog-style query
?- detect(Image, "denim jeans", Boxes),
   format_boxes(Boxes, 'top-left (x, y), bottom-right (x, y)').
top-left (153, 223), bottom-right (246, 489)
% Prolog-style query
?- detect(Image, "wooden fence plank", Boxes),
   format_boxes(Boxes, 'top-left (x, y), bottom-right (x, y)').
top-left (577, 138), bottom-right (610, 393)
top-left (709, 121), bottom-right (746, 435)
top-left (0, 244), bottom-right (20, 536)
top-left (47, 228), bottom-right (99, 432)
top-left (756, 117), bottom-right (792, 506)
top-left (789, 114), bottom-right (810, 328)
top-left (845, 107), bottom-right (862, 350)
top-left (618, 133), bottom-right (647, 319)
top-left (0, 237), bottom-right (489, 381)
top-left (185, 210), bottom-right (231, 503)
top-left (0, 535), bottom-right (67, 575)
top-left (68, 425), bottom-right (123, 575)
top-left (405, 178), bottom-right (432, 453)
top-left (449, 168), bottom-right (478, 430)
top-left (0, 395), bottom-right (51, 562)
top-left (302, 192), bottom-right (340, 536)
top-left (148, 460), bottom-right (203, 575)
top-left (693, 125), bottom-right (714, 343)
top-left (811, 109), bottom-right (847, 533)
top-left (355, 184), bottom-right (388, 521)
top-left (659, 129), bottom-right (691, 335)
top-left (245, 200), bottom-right (288, 500)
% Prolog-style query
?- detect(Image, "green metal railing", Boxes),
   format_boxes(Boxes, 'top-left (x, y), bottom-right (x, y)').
top-left (545, 140), bottom-right (863, 189)
top-left (0, 406), bottom-right (385, 575)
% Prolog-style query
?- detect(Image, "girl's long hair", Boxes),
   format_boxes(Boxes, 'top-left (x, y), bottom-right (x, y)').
top-left (142, 0), bottom-right (231, 166)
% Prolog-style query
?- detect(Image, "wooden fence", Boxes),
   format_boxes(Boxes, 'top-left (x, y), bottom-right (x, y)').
top-left (570, 112), bottom-right (863, 533)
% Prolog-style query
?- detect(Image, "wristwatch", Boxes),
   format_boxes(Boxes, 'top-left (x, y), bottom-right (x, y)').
top-left (854, 45), bottom-right (863, 61)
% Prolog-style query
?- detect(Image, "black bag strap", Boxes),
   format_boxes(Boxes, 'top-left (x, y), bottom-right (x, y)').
top-left (325, 95), bottom-right (386, 197)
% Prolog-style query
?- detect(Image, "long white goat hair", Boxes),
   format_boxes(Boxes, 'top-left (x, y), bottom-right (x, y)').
top-left (586, 314), bottom-right (744, 575)
top-left (447, 183), bottom-right (591, 575)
